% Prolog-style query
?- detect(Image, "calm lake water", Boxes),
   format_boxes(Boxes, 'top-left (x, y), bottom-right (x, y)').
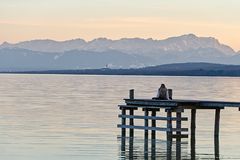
top-left (0, 74), bottom-right (240, 160)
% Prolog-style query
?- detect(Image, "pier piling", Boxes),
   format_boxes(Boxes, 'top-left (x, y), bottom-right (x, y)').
top-left (214, 109), bottom-right (221, 137)
top-left (151, 110), bottom-right (156, 140)
top-left (166, 109), bottom-right (173, 141)
top-left (191, 109), bottom-right (196, 136)
top-left (121, 109), bottom-right (126, 137)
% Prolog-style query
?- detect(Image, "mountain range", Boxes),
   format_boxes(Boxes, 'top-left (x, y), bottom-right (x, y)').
top-left (0, 34), bottom-right (240, 71)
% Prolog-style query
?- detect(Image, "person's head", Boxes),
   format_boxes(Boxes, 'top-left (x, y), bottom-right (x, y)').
top-left (160, 84), bottom-right (166, 88)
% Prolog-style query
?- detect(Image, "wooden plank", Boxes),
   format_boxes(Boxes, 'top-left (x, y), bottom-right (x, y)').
top-left (119, 105), bottom-right (138, 110)
top-left (176, 99), bottom-right (240, 107)
top-left (118, 115), bottom-right (188, 121)
top-left (124, 99), bottom-right (240, 108)
top-left (182, 106), bottom-right (224, 110)
top-left (119, 104), bottom-right (172, 109)
top-left (171, 134), bottom-right (188, 138)
top-left (200, 101), bottom-right (240, 108)
top-left (165, 108), bottom-right (184, 112)
top-left (142, 108), bottom-right (160, 111)
top-left (120, 104), bottom-right (224, 110)
top-left (125, 99), bottom-right (178, 107)
top-left (117, 125), bottom-right (188, 132)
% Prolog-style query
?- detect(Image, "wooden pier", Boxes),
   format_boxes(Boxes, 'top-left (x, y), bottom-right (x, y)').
top-left (117, 89), bottom-right (240, 159)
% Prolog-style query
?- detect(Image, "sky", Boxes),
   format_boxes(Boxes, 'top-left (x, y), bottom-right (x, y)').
top-left (0, 0), bottom-right (240, 51)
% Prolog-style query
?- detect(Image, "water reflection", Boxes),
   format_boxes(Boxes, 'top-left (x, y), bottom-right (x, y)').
top-left (119, 135), bottom-right (220, 159)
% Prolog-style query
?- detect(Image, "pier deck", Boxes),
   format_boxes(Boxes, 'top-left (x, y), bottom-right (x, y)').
top-left (118, 89), bottom-right (240, 139)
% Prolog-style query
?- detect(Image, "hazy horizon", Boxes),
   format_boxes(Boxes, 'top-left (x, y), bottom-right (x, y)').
top-left (1, 0), bottom-right (240, 50)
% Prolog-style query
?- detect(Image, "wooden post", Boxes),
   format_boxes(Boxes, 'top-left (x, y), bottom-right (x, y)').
top-left (191, 109), bottom-right (196, 136)
top-left (166, 110), bottom-right (172, 141)
top-left (176, 110), bottom-right (182, 136)
top-left (214, 133), bottom-right (220, 160)
top-left (214, 109), bottom-right (221, 137)
top-left (121, 108), bottom-right (126, 137)
top-left (151, 110), bottom-right (156, 140)
top-left (176, 137), bottom-right (181, 160)
top-left (144, 109), bottom-right (149, 140)
top-left (191, 109), bottom-right (196, 159)
top-left (129, 89), bottom-right (134, 138)
top-left (129, 89), bottom-right (134, 99)
top-left (144, 109), bottom-right (149, 159)
top-left (166, 110), bottom-right (172, 160)
top-left (176, 109), bottom-right (182, 158)
top-left (120, 136), bottom-right (126, 158)
top-left (168, 89), bottom-right (173, 100)
top-left (191, 132), bottom-right (196, 160)
top-left (151, 138), bottom-right (156, 159)
top-left (151, 109), bottom-right (159, 159)
top-left (129, 136), bottom-right (134, 159)
top-left (129, 109), bottom-right (134, 138)
top-left (166, 139), bottom-right (172, 160)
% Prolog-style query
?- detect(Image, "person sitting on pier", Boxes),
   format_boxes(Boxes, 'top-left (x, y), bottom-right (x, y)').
top-left (157, 84), bottom-right (169, 100)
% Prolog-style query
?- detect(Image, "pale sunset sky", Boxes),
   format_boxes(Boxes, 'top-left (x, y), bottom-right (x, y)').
top-left (0, 0), bottom-right (239, 51)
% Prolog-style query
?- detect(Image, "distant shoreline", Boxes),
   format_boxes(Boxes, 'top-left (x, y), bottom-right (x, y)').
top-left (1, 72), bottom-right (240, 78)
top-left (1, 62), bottom-right (240, 77)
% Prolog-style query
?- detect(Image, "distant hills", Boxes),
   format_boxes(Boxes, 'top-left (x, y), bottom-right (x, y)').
top-left (9, 63), bottom-right (240, 77)
top-left (0, 34), bottom-right (240, 71)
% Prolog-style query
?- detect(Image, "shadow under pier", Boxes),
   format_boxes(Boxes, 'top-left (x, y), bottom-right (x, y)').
top-left (119, 135), bottom-right (220, 160)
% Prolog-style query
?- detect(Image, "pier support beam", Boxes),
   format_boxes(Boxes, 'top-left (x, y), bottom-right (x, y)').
top-left (191, 109), bottom-right (196, 136)
top-left (191, 109), bottom-right (196, 159)
top-left (150, 109), bottom-right (160, 140)
top-left (151, 110), bottom-right (156, 139)
top-left (166, 110), bottom-right (173, 141)
top-left (176, 109), bottom-right (182, 158)
top-left (144, 108), bottom-right (149, 158)
top-left (166, 109), bottom-right (173, 160)
top-left (129, 109), bottom-right (134, 137)
top-left (144, 109), bottom-right (149, 140)
top-left (129, 89), bottom-right (135, 138)
top-left (121, 109), bottom-right (126, 137)
top-left (214, 109), bottom-right (221, 137)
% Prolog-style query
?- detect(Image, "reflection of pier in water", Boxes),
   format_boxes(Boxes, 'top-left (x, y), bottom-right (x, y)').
top-left (118, 134), bottom-right (219, 159)
top-left (117, 89), bottom-right (240, 159)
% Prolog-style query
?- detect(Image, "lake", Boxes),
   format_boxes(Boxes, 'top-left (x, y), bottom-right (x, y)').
top-left (0, 74), bottom-right (240, 159)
